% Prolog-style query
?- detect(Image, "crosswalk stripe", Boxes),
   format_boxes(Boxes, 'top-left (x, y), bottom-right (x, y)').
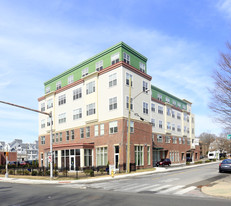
top-left (115, 184), bottom-right (149, 191)
top-left (157, 185), bottom-right (184, 194)
top-left (149, 184), bottom-right (171, 192)
top-left (134, 184), bottom-right (160, 192)
top-left (174, 186), bottom-right (197, 195)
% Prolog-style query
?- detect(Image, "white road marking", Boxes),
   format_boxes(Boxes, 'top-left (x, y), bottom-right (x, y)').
top-left (157, 185), bottom-right (184, 194)
top-left (149, 184), bottom-right (171, 192)
top-left (133, 184), bottom-right (161, 192)
top-left (174, 186), bottom-right (197, 195)
top-left (115, 184), bottom-right (149, 191)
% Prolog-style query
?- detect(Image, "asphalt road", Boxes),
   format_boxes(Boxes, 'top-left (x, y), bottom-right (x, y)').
top-left (0, 163), bottom-right (230, 206)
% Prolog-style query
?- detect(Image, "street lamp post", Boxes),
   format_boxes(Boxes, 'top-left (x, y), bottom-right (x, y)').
top-left (49, 112), bottom-right (53, 179)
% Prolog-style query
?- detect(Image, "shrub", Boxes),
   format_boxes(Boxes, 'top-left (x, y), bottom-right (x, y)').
top-left (205, 160), bottom-right (211, 163)
top-left (0, 169), bottom-right (6, 174)
top-left (194, 161), bottom-right (203, 164)
top-left (186, 162), bottom-right (190, 165)
top-left (84, 169), bottom-right (94, 176)
top-left (9, 170), bottom-right (14, 175)
top-left (24, 170), bottom-right (30, 175)
top-left (62, 169), bottom-right (68, 176)
top-left (53, 170), bottom-right (58, 177)
top-left (99, 168), bottom-right (105, 174)
top-left (17, 170), bottom-right (22, 175)
top-left (32, 171), bottom-right (38, 176)
top-left (38, 171), bottom-right (43, 176)
top-left (213, 159), bottom-right (217, 162)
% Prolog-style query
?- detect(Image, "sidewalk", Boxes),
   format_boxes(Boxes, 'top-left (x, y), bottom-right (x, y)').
top-left (1, 161), bottom-right (230, 199)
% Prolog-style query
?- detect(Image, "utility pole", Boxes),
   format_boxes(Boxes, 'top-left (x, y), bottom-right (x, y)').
top-left (127, 77), bottom-right (131, 173)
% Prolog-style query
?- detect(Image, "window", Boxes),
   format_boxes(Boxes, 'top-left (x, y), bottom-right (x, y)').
top-left (172, 110), bottom-right (175, 118)
top-left (179, 137), bottom-right (182, 144)
top-left (86, 127), bottom-right (90, 138)
top-left (94, 125), bottom-right (98, 136)
top-left (173, 137), bottom-right (177, 144)
top-left (159, 120), bottom-right (163, 129)
top-left (41, 153), bottom-right (44, 167)
top-left (157, 94), bottom-right (162, 101)
top-left (172, 124), bottom-right (175, 131)
top-left (109, 121), bottom-right (118, 134)
top-left (177, 113), bottom-right (181, 120)
top-left (165, 136), bottom-right (171, 143)
top-left (192, 117), bottom-right (194, 123)
top-left (167, 107), bottom-right (171, 116)
top-left (47, 99), bottom-right (53, 109)
top-left (184, 113), bottom-right (187, 121)
top-left (41, 119), bottom-right (45, 128)
top-left (100, 124), bottom-right (104, 135)
top-left (182, 104), bottom-right (186, 110)
top-left (158, 106), bottom-right (163, 114)
top-left (126, 96), bottom-right (133, 110)
top-left (147, 146), bottom-right (150, 165)
top-left (135, 146), bottom-right (144, 166)
top-left (109, 97), bottom-right (117, 110)
top-left (187, 115), bottom-right (189, 122)
top-left (41, 136), bottom-right (45, 145)
top-left (56, 133), bottom-right (58, 142)
top-left (73, 108), bottom-right (82, 120)
top-left (58, 94), bottom-right (66, 105)
top-left (96, 147), bottom-right (108, 166)
top-left (68, 75), bottom-right (74, 84)
top-left (139, 62), bottom-right (145, 72)
top-left (151, 119), bottom-right (155, 129)
top-left (151, 103), bottom-right (155, 112)
top-left (80, 128), bottom-right (84, 138)
top-left (184, 126), bottom-right (186, 133)
top-left (143, 81), bottom-right (148, 92)
top-left (166, 97), bottom-right (170, 103)
top-left (52, 134), bottom-right (54, 143)
top-left (127, 121), bottom-right (134, 133)
top-left (58, 113), bottom-right (66, 124)
top-left (157, 135), bottom-right (163, 143)
top-left (59, 132), bottom-right (63, 141)
top-left (192, 128), bottom-right (194, 134)
top-left (96, 60), bottom-right (103, 71)
top-left (46, 86), bottom-right (50, 94)
top-left (177, 102), bottom-right (181, 108)
top-left (109, 73), bottom-right (117, 87)
top-left (177, 125), bottom-right (181, 132)
top-left (73, 88), bottom-right (82, 100)
top-left (56, 81), bottom-right (61, 90)
top-left (111, 52), bottom-right (119, 65)
top-left (187, 128), bottom-right (190, 134)
top-left (187, 138), bottom-right (190, 145)
top-left (123, 52), bottom-right (130, 64)
top-left (86, 103), bottom-right (96, 116)
top-left (182, 138), bottom-right (185, 144)
top-left (66, 131), bottom-right (69, 141)
top-left (82, 67), bottom-right (88, 77)
top-left (167, 122), bottom-right (171, 130)
top-left (126, 73), bottom-right (133, 86)
top-left (84, 149), bottom-right (92, 167)
top-left (173, 100), bottom-right (176, 106)
top-left (41, 103), bottom-right (45, 112)
top-left (143, 102), bottom-right (148, 114)
top-left (86, 81), bottom-right (95, 94)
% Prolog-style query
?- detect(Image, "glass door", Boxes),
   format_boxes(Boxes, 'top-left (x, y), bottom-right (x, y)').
top-left (114, 146), bottom-right (119, 170)
top-left (70, 155), bottom-right (75, 171)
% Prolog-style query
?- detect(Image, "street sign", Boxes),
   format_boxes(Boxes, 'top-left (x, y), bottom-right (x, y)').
top-left (48, 155), bottom-right (52, 163)
top-left (227, 134), bottom-right (231, 140)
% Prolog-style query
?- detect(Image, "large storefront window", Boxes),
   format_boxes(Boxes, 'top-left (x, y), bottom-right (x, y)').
top-left (135, 146), bottom-right (144, 166)
top-left (61, 149), bottom-right (80, 169)
top-left (96, 147), bottom-right (108, 166)
top-left (84, 149), bottom-right (92, 167)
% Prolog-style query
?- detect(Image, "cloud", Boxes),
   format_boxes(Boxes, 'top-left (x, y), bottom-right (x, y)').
top-left (216, 0), bottom-right (231, 19)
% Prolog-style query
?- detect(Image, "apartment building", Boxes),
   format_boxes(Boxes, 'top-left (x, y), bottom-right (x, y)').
top-left (38, 42), bottom-right (198, 171)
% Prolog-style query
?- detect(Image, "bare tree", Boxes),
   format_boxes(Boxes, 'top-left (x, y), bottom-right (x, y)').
top-left (209, 42), bottom-right (231, 129)
top-left (199, 132), bottom-right (216, 156)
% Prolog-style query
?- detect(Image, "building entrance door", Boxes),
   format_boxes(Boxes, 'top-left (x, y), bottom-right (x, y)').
top-left (70, 155), bottom-right (75, 171)
top-left (114, 146), bottom-right (119, 171)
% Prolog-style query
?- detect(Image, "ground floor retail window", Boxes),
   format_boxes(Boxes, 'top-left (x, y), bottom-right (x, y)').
top-left (61, 149), bottom-right (81, 169)
top-left (147, 146), bottom-right (150, 165)
top-left (135, 146), bottom-right (144, 166)
top-left (96, 147), bottom-right (108, 166)
top-left (84, 149), bottom-right (92, 167)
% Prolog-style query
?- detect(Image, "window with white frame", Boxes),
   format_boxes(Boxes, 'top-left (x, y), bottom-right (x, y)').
top-left (59, 132), bottom-right (63, 141)
top-left (151, 119), bottom-right (155, 129)
top-left (147, 146), bottom-right (150, 165)
top-left (86, 103), bottom-right (96, 116)
top-left (151, 103), bottom-right (155, 112)
top-left (41, 119), bottom-right (45, 128)
top-left (109, 97), bottom-right (117, 110)
top-left (58, 94), bottom-right (66, 105)
top-left (139, 62), bottom-right (145, 72)
top-left (82, 67), bottom-right (88, 77)
top-left (172, 124), bottom-right (175, 131)
top-left (167, 107), bottom-right (171, 116)
top-left (135, 146), bottom-right (144, 166)
top-left (143, 102), bottom-right (148, 114)
top-left (179, 137), bottom-right (182, 144)
top-left (127, 121), bottom-right (134, 133)
top-left (165, 136), bottom-right (171, 143)
top-left (86, 126), bottom-right (90, 138)
top-left (73, 87), bottom-right (82, 100)
top-left (182, 104), bottom-right (186, 110)
top-left (41, 103), bottom-right (45, 112)
top-left (109, 121), bottom-right (118, 134)
top-left (126, 73), bottom-right (133, 86)
top-left (159, 120), bottom-right (163, 129)
top-left (166, 97), bottom-right (170, 103)
top-left (56, 81), bottom-right (61, 90)
top-left (96, 147), bottom-right (108, 166)
top-left (177, 113), bottom-right (181, 120)
top-left (184, 126), bottom-right (186, 133)
top-left (158, 106), bottom-right (163, 114)
top-left (80, 128), bottom-right (84, 138)
top-left (123, 52), bottom-right (130, 64)
top-left (86, 81), bottom-right (95, 94)
top-left (187, 115), bottom-right (189, 122)
top-left (157, 135), bottom-right (163, 143)
top-left (192, 128), bottom-right (194, 134)
top-left (94, 125), bottom-right (98, 136)
top-left (167, 122), bottom-right (171, 130)
top-left (173, 137), bottom-right (177, 144)
top-left (182, 138), bottom-right (185, 144)
top-left (66, 131), bottom-right (69, 141)
top-left (73, 108), bottom-right (82, 120)
top-left (172, 110), bottom-right (175, 118)
top-left (41, 136), bottom-right (45, 145)
top-left (55, 133), bottom-right (58, 142)
top-left (71, 130), bottom-right (74, 140)
top-left (143, 81), bottom-right (148, 92)
top-left (187, 138), bottom-right (190, 145)
top-left (47, 117), bottom-right (53, 126)
top-left (47, 99), bottom-right (53, 109)
top-left (96, 60), bottom-right (103, 71)
top-left (68, 75), bottom-right (74, 84)
top-left (187, 127), bottom-right (189, 134)
top-left (84, 149), bottom-right (92, 167)
top-left (109, 73), bottom-right (117, 87)
top-left (157, 94), bottom-right (162, 101)
top-left (184, 113), bottom-right (187, 121)
top-left (126, 96), bottom-right (133, 110)
top-left (58, 113), bottom-right (66, 124)
top-left (177, 102), bottom-right (181, 108)
top-left (45, 86), bottom-right (50, 94)
top-left (100, 124), bottom-right (104, 135)
top-left (173, 100), bottom-right (176, 106)
top-left (177, 125), bottom-right (181, 132)
top-left (111, 52), bottom-right (119, 65)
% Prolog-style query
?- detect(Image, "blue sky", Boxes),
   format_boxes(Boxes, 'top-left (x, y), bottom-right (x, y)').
top-left (0, 0), bottom-right (230, 143)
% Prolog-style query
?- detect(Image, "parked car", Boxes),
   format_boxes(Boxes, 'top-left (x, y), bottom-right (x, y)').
top-left (8, 161), bottom-right (17, 166)
top-left (25, 160), bottom-right (33, 165)
top-left (156, 158), bottom-right (171, 167)
top-left (19, 161), bottom-right (27, 166)
top-left (219, 159), bottom-right (231, 173)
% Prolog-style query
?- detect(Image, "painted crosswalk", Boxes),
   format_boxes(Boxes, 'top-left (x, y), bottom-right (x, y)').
top-left (58, 182), bottom-right (199, 196)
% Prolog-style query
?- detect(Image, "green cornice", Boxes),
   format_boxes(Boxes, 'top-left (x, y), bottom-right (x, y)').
top-left (44, 42), bottom-right (148, 86)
